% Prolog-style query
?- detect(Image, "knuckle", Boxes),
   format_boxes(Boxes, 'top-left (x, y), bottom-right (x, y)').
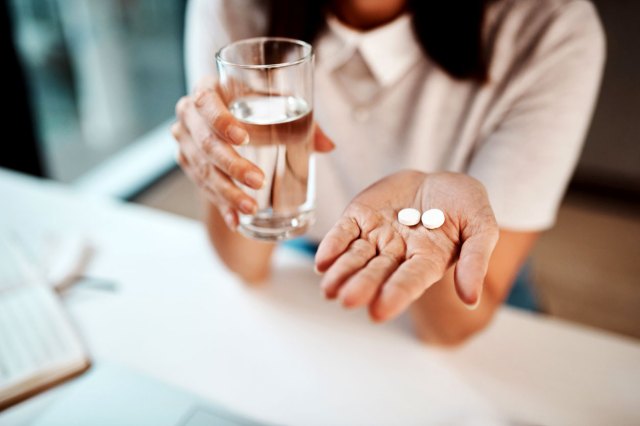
top-left (211, 144), bottom-right (243, 178)
top-left (175, 96), bottom-right (190, 118)
top-left (338, 217), bottom-right (360, 238)
top-left (211, 110), bottom-right (233, 134)
top-left (216, 182), bottom-right (234, 203)
top-left (226, 157), bottom-right (246, 178)
top-left (170, 122), bottom-right (182, 140)
top-left (197, 161), bottom-right (211, 180)
top-left (378, 252), bottom-right (401, 269)
top-left (200, 134), bottom-right (216, 154)
top-left (193, 89), bottom-right (208, 108)
top-left (177, 151), bottom-right (189, 167)
top-left (217, 180), bottom-right (241, 205)
top-left (213, 178), bottom-right (247, 209)
top-left (352, 239), bottom-right (375, 259)
top-left (230, 192), bottom-right (246, 209)
top-left (210, 143), bottom-right (233, 171)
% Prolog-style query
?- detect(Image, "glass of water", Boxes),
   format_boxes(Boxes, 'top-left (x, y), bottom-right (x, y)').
top-left (216, 37), bottom-right (315, 241)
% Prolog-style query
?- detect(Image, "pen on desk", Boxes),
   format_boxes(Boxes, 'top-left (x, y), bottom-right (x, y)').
top-left (56, 275), bottom-right (118, 293)
top-left (47, 242), bottom-right (118, 293)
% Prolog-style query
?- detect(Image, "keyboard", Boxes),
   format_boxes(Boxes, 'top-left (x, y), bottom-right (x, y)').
top-left (0, 238), bottom-right (90, 409)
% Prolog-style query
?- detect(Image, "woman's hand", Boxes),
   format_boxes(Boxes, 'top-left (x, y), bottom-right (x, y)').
top-left (315, 171), bottom-right (499, 322)
top-left (171, 75), bottom-right (334, 230)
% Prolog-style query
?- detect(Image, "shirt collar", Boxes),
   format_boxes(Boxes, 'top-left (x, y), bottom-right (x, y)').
top-left (324, 13), bottom-right (422, 87)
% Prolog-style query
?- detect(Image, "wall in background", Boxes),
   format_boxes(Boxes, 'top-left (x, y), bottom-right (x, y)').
top-left (576, 0), bottom-right (640, 194)
top-left (9, 0), bottom-right (186, 182)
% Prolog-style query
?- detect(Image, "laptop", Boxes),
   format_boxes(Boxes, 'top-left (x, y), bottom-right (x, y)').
top-left (31, 362), bottom-right (263, 426)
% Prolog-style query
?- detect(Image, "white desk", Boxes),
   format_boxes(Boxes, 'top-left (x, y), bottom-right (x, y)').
top-left (1, 169), bottom-right (639, 425)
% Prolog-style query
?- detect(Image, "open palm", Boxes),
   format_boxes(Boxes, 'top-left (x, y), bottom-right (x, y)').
top-left (314, 170), bottom-right (499, 322)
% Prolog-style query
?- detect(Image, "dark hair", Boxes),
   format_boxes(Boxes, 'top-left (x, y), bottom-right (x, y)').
top-left (266, 0), bottom-right (490, 82)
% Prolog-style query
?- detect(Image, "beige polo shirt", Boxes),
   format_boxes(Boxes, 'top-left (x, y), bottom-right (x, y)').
top-left (185, 0), bottom-right (605, 240)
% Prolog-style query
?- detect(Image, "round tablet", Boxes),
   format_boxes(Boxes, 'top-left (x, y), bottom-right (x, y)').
top-left (421, 208), bottom-right (445, 229)
top-left (397, 208), bottom-right (421, 226)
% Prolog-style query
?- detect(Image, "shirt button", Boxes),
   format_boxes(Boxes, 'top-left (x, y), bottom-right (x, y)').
top-left (352, 106), bottom-right (370, 122)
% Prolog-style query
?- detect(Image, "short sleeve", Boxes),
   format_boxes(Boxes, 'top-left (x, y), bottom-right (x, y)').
top-left (467, 1), bottom-right (606, 231)
top-left (184, 0), bottom-right (267, 92)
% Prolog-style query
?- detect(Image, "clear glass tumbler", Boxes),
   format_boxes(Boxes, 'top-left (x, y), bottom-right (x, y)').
top-left (216, 37), bottom-right (315, 241)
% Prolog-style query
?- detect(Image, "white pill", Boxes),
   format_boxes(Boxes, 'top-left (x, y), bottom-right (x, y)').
top-left (421, 208), bottom-right (445, 229)
top-left (397, 208), bottom-right (421, 226)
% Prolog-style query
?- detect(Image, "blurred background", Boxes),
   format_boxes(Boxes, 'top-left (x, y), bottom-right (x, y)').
top-left (4, 0), bottom-right (186, 186)
top-left (3, 0), bottom-right (639, 337)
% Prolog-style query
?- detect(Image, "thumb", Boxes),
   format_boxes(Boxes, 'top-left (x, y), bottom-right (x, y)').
top-left (313, 125), bottom-right (335, 153)
top-left (454, 228), bottom-right (499, 309)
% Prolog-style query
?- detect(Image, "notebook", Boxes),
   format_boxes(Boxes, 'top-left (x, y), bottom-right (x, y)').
top-left (0, 238), bottom-right (91, 410)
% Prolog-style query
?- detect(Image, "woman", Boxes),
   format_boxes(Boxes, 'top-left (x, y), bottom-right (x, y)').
top-left (172, 0), bottom-right (605, 344)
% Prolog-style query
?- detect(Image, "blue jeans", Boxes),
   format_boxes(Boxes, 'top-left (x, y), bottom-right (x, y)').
top-left (284, 238), bottom-right (540, 312)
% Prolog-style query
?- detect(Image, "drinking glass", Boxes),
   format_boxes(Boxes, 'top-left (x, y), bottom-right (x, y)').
top-left (216, 37), bottom-right (315, 241)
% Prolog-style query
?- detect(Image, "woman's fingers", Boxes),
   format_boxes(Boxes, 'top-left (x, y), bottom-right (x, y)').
top-left (192, 77), bottom-right (249, 146)
top-left (319, 239), bottom-right (376, 298)
top-left (173, 122), bottom-right (215, 190)
top-left (454, 228), bottom-right (499, 307)
top-left (313, 125), bottom-right (335, 153)
top-left (369, 254), bottom-right (445, 322)
top-left (208, 166), bottom-right (258, 215)
top-left (182, 97), bottom-right (265, 190)
top-left (173, 76), bottom-right (266, 232)
top-left (315, 216), bottom-right (361, 273)
top-left (171, 121), bottom-right (251, 225)
top-left (313, 171), bottom-right (499, 320)
top-left (337, 253), bottom-right (400, 308)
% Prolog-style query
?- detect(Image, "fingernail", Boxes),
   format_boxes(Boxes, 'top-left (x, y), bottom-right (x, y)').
top-left (321, 286), bottom-right (332, 300)
top-left (239, 199), bottom-right (256, 215)
top-left (313, 265), bottom-right (323, 275)
top-left (463, 294), bottom-right (482, 311)
top-left (227, 126), bottom-right (249, 145)
top-left (224, 212), bottom-right (236, 230)
top-left (244, 171), bottom-right (265, 189)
